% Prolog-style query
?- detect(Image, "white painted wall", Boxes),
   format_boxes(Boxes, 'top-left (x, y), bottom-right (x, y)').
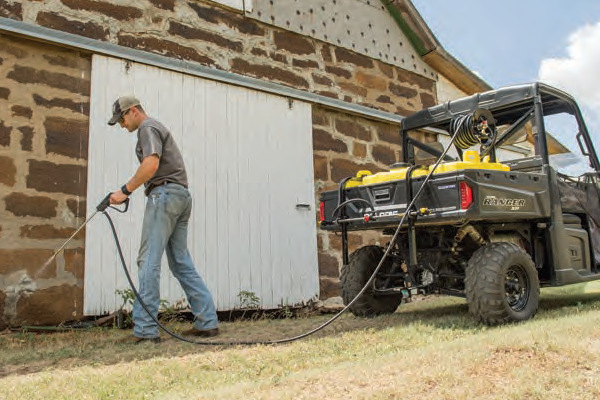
top-left (436, 74), bottom-right (468, 104)
top-left (208, 0), bottom-right (252, 12)
top-left (85, 55), bottom-right (318, 315)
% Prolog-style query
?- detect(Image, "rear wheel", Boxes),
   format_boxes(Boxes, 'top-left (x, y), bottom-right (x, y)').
top-left (465, 242), bottom-right (540, 325)
top-left (340, 245), bottom-right (402, 317)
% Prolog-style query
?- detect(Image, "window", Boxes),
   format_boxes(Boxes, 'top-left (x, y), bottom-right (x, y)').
top-left (545, 111), bottom-right (594, 177)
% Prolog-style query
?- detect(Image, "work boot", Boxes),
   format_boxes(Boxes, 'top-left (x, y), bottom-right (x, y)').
top-left (181, 327), bottom-right (219, 337)
top-left (118, 335), bottom-right (162, 344)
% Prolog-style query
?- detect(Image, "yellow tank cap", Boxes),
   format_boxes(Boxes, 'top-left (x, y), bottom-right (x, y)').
top-left (463, 150), bottom-right (479, 163)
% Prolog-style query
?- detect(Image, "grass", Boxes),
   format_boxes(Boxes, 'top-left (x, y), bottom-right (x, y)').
top-left (1, 282), bottom-right (600, 399)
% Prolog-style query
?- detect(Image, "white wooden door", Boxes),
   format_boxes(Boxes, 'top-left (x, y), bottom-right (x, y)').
top-left (85, 55), bottom-right (318, 314)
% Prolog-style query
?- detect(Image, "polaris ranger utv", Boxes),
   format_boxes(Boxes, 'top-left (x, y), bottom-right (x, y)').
top-left (319, 82), bottom-right (600, 325)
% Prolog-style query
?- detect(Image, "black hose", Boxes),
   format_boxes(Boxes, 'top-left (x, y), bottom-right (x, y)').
top-left (451, 109), bottom-right (496, 150)
top-left (102, 115), bottom-right (470, 346)
top-left (103, 210), bottom-right (385, 345)
top-left (331, 198), bottom-right (374, 219)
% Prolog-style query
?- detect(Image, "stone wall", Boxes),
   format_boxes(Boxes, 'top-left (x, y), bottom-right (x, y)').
top-left (0, 0), bottom-right (436, 115)
top-left (0, 33), bottom-right (91, 328)
top-left (0, 0), bottom-right (438, 323)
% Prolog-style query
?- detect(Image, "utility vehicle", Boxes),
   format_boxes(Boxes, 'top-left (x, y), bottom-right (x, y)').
top-left (319, 83), bottom-right (600, 325)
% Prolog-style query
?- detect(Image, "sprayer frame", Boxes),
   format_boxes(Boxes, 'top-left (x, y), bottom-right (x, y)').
top-left (322, 82), bottom-right (600, 324)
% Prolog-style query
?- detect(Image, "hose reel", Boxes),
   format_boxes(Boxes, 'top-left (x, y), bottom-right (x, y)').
top-left (451, 108), bottom-right (497, 155)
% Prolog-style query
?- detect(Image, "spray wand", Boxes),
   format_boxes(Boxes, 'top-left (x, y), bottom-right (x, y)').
top-left (35, 193), bottom-right (129, 278)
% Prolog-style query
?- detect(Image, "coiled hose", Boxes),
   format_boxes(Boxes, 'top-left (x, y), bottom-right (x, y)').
top-left (451, 108), bottom-right (496, 151)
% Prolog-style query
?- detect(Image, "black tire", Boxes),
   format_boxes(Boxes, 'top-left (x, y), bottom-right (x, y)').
top-left (340, 245), bottom-right (402, 317)
top-left (465, 242), bottom-right (540, 325)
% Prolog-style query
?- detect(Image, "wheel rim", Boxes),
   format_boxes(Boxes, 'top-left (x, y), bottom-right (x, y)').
top-left (505, 264), bottom-right (530, 311)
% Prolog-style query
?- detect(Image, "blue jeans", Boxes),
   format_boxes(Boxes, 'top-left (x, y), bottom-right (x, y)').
top-left (133, 183), bottom-right (218, 338)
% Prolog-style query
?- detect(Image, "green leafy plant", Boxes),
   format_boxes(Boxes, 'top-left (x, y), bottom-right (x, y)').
top-left (115, 288), bottom-right (135, 328)
top-left (237, 290), bottom-right (261, 309)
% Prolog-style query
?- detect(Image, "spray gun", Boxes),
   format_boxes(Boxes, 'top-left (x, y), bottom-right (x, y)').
top-left (36, 193), bottom-right (129, 277)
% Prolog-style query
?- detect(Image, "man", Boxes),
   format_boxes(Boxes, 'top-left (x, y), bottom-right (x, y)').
top-left (108, 95), bottom-right (218, 343)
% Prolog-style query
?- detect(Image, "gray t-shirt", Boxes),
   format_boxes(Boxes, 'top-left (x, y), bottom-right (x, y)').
top-left (136, 118), bottom-right (188, 195)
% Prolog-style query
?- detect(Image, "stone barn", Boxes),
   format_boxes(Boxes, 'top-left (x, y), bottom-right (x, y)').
top-left (0, 0), bottom-right (489, 328)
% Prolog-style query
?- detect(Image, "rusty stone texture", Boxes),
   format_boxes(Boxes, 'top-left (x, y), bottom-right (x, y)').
top-left (0, 121), bottom-right (10, 147)
top-left (18, 126), bottom-right (34, 151)
top-left (148, 0), bottom-right (175, 11)
top-left (312, 110), bottom-right (329, 126)
top-left (334, 119), bottom-right (371, 141)
top-left (118, 34), bottom-right (216, 66)
top-left (230, 58), bottom-right (309, 89)
top-left (0, 249), bottom-right (56, 278)
top-left (353, 142), bottom-right (367, 158)
top-left (64, 248), bottom-right (85, 279)
top-left (339, 82), bottom-right (367, 98)
top-left (334, 47), bottom-right (374, 69)
top-left (33, 94), bottom-right (90, 116)
top-left (313, 154), bottom-right (328, 181)
top-left (319, 277), bottom-right (340, 298)
top-left (1, 39), bottom-right (29, 58)
top-left (44, 116), bottom-right (89, 160)
top-left (318, 252), bottom-right (340, 278)
top-left (376, 123), bottom-right (401, 144)
top-left (188, 1), bottom-right (223, 24)
top-left (313, 128), bottom-right (347, 153)
top-left (37, 11), bottom-right (109, 41)
top-left (0, 290), bottom-right (5, 331)
top-left (269, 51), bottom-right (286, 64)
top-left (60, 0), bottom-right (143, 21)
top-left (292, 58), bottom-right (319, 69)
top-left (324, 66), bottom-right (352, 79)
top-left (251, 47), bottom-right (268, 57)
top-left (377, 62), bottom-right (395, 79)
top-left (396, 104), bottom-right (416, 116)
top-left (376, 95), bottom-right (393, 105)
top-left (372, 144), bottom-right (397, 166)
top-left (315, 90), bottom-right (338, 99)
top-left (331, 158), bottom-right (381, 182)
top-left (188, 2), bottom-right (265, 36)
top-left (0, 155), bottom-right (16, 187)
top-left (355, 70), bottom-right (387, 91)
top-left (396, 68), bottom-right (435, 92)
top-left (43, 54), bottom-right (83, 69)
top-left (7, 65), bottom-right (90, 96)
top-left (20, 224), bottom-right (79, 240)
top-left (66, 198), bottom-right (86, 218)
top-left (312, 73), bottom-right (333, 87)
top-left (0, 0), bottom-right (22, 20)
top-left (4, 192), bottom-right (57, 218)
top-left (320, 44), bottom-right (333, 62)
top-left (420, 92), bottom-right (436, 108)
top-left (168, 21), bottom-right (244, 52)
top-left (16, 284), bottom-right (83, 325)
top-left (273, 30), bottom-right (315, 55)
top-left (0, 87), bottom-right (10, 100)
top-left (27, 160), bottom-right (87, 196)
top-left (11, 105), bottom-right (32, 119)
top-left (389, 82), bottom-right (418, 99)
top-left (328, 232), bottom-right (363, 252)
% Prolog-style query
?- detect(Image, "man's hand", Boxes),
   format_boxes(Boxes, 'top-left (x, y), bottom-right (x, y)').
top-left (110, 190), bottom-right (129, 205)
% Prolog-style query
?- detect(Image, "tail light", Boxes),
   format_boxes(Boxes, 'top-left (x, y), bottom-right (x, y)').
top-left (319, 201), bottom-right (325, 222)
top-left (460, 181), bottom-right (473, 210)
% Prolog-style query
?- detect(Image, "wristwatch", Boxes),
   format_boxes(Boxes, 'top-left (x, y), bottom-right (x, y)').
top-left (121, 184), bottom-right (132, 196)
